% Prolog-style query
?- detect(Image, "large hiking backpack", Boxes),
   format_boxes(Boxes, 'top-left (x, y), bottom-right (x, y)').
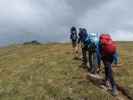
top-left (100, 34), bottom-right (116, 55)
top-left (71, 33), bottom-right (77, 41)
top-left (89, 32), bottom-right (99, 44)
top-left (84, 32), bottom-right (99, 48)
top-left (70, 27), bottom-right (77, 41)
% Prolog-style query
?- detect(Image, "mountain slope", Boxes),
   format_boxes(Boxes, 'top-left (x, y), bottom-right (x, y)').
top-left (0, 42), bottom-right (132, 100)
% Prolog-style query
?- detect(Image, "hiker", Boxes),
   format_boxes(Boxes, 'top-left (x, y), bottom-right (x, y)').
top-left (78, 28), bottom-right (88, 65)
top-left (99, 33), bottom-right (118, 96)
top-left (85, 32), bottom-right (101, 74)
top-left (70, 26), bottom-right (78, 58)
top-left (78, 30), bottom-right (101, 73)
top-left (77, 28), bottom-right (84, 60)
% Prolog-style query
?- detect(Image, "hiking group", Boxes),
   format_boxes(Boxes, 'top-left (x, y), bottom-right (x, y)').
top-left (70, 26), bottom-right (121, 96)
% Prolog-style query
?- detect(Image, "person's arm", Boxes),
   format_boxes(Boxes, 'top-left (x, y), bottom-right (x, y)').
top-left (97, 42), bottom-right (102, 65)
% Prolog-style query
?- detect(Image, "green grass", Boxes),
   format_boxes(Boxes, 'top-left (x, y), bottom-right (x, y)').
top-left (0, 42), bottom-right (132, 100)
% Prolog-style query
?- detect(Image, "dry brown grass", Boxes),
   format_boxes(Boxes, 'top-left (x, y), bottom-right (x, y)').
top-left (0, 42), bottom-right (132, 100)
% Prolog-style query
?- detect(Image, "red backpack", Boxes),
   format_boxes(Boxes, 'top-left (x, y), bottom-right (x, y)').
top-left (100, 34), bottom-right (116, 55)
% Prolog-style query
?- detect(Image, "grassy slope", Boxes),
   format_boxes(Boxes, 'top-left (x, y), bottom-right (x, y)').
top-left (114, 42), bottom-right (133, 98)
top-left (0, 42), bottom-right (132, 100)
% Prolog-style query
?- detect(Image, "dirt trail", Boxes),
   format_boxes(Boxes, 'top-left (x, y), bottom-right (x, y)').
top-left (81, 69), bottom-right (131, 100)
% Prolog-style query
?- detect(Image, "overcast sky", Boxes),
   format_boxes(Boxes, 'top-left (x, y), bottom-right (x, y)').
top-left (0, 0), bottom-right (133, 46)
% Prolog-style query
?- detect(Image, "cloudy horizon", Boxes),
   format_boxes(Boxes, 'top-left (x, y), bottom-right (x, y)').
top-left (0, 0), bottom-right (133, 46)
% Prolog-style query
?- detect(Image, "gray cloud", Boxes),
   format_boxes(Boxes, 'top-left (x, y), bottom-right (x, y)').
top-left (0, 0), bottom-right (133, 46)
top-left (78, 0), bottom-right (133, 40)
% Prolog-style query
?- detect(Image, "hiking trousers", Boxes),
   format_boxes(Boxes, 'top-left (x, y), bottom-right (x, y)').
top-left (82, 46), bottom-right (88, 64)
top-left (102, 55), bottom-right (116, 89)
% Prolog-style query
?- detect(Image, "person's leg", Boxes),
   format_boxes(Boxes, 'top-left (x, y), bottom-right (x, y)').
top-left (74, 42), bottom-right (78, 58)
top-left (96, 44), bottom-right (101, 72)
top-left (103, 56), bottom-right (117, 96)
top-left (72, 41), bottom-right (78, 58)
top-left (82, 47), bottom-right (87, 65)
top-left (108, 63), bottom-right (116, 86)
top-left (89, 50), bottom-right (93, 72)
top-left (103, 60), bottom-right (109, 81)
top-left (91, 54), bottom-right (97, 74)
top-left (72, 41), bottom-right (75, 52)
top-left (107, 61), bottom-right (117, 95)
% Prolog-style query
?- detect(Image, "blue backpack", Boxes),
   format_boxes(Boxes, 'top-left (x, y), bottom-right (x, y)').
top-left (84, 32), bottom-right (99, 47)
top-left (89, 32), bottom-right (99, 43)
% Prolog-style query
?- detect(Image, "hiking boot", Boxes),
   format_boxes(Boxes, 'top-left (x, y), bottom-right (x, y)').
top-left (105, 80), bottom-right (110, 88)
top-left (105, 80), bottom-right (112, 91)
top-left (112, 86), bottom-right (118, 96)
